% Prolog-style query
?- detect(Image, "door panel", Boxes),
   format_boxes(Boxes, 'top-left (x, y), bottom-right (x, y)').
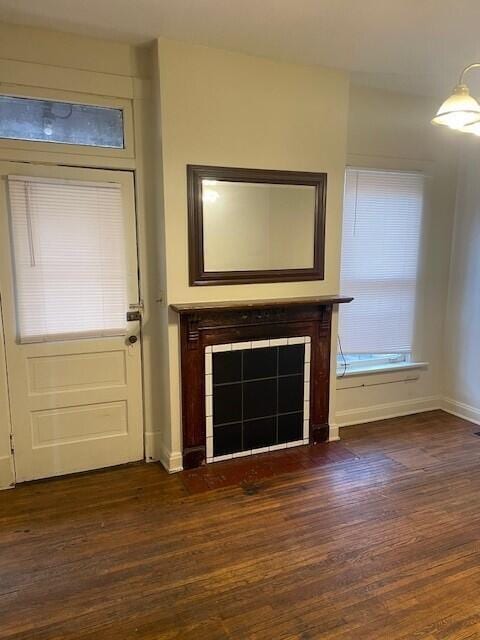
top-left (27, 350), bottom-right (127, 393)
top-left (0, 163), bottom-right (144, 482)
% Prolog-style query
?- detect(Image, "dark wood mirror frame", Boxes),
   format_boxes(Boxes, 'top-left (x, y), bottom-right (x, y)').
top-left (187, 165), bottom-right (327, 286)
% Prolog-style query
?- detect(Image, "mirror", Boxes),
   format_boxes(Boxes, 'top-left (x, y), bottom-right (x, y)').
top-left (203, 181), bottom-right (316, 272)
top-left (187, 165), bottom-right (327, 286)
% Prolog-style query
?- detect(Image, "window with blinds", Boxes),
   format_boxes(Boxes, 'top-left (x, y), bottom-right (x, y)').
top-left (7, 176), bottom-right (128, 343)
top-left (338, 168), bottom-right (424, 371)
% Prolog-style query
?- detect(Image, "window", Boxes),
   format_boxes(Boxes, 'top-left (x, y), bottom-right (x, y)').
top-left (8, 176), bottom-right (128, 343)
top-left (0, 95), bottom-right (124, 148)
top-left (338, 168), bottom-right (424, 374)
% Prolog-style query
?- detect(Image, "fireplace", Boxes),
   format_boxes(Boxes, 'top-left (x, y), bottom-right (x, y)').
top-left (206, 337), bottom-right (311, 462)
top-left (171, 295), bottom-right (352, 469)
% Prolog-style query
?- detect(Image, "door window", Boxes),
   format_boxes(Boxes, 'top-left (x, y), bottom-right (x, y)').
top-left (8, 176), bottom-right (128, 342)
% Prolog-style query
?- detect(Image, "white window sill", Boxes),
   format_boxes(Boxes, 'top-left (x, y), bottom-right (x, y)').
top-left (336, 361), bottom-right (429, 378)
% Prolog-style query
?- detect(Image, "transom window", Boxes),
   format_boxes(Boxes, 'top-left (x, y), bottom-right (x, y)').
top-left (338, 168), bottom-right (425, 374)
top-left (0, 95), bottom-right (124, 149)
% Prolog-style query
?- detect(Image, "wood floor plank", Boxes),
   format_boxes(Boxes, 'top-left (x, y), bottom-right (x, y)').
top-left (1, 410), bottom-right (480, 638)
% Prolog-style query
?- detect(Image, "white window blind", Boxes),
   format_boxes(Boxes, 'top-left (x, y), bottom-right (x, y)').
top-left (8, 176), bottom-right (128, 343)
top-left (339, 168), bottom-right (424, 355)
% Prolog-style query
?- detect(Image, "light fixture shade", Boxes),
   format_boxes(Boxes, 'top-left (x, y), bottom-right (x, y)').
top-left (431, 84), bottom-right (480, 129)
top-left (459, 121), bottom-right (480, 136)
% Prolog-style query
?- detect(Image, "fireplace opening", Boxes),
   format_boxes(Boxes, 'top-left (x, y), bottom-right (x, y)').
top-left (205, 337), bottom-right (310, 462)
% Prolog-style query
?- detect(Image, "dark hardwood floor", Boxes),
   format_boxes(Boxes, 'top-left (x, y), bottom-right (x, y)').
top-left (1, 410), bottom-right (480, 639)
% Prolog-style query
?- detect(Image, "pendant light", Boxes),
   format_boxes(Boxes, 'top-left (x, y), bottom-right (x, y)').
top-left (432, 63), bottom-right (480, 132)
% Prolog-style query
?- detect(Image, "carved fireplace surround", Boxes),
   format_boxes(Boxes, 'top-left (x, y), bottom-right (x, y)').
top-left (171, 296), bottom-right (352, 469)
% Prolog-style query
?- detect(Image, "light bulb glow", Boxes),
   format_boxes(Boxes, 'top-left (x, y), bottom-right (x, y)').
top-left (460, 121), bottom-right (480, 136)
top-left (43, 118), bottom-right (54, 136)
top-left (203, 189), bottom-right (219, 203)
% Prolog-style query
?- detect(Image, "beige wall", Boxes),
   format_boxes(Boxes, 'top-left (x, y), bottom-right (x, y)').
top-left (335, 85), bottom-right (459, 427)
top-left (158, 39), bottom-right (349, 303)
top-left (145, 43), bottom-right (174, 466)
top-left (0, 21), bottom-right (149, 78)
top-left (156, 39), bottom-right (350, 467)
top-left (443, 140), bottom-right (480, 423)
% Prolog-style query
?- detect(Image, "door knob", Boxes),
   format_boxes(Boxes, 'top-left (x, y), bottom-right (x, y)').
top-left (128, 335), bottom-right (138, 345)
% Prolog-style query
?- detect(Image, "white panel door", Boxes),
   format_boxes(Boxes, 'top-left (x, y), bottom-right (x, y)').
top-left (0, 162), bottom-right (144, 482)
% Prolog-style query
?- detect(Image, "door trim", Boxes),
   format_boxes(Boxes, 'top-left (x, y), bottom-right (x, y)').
top-left (0, 293), bottom-right (14, 488)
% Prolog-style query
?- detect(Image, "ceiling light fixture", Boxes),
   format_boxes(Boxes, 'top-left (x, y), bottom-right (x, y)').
top-left (432, 63), bottom-right (480, 132)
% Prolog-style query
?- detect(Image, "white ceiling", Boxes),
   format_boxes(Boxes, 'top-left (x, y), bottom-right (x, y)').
top-left (1, 0), bottom-right (480, 97)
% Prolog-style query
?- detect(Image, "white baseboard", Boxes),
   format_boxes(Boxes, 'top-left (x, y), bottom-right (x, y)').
top-left (329, 424), bottom-right (340, 441)
top-left (145, 431), bottom-right (183, 473)
top-left (0, 455), bottom-right (14, 490)
top-left (144, 430), bottom-right (162, 462)
top-left (335, 395), bottom-right (441, 428)
top-left (160, 445), bottom-right (183, 474)
top-left (442, 397), bottom-right (480, 426)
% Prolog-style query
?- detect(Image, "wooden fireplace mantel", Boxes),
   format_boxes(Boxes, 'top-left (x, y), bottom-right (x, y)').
top-left (170, 295), bottom-right (353, 314)
top-left (171, 295), bottom-right (353, 469)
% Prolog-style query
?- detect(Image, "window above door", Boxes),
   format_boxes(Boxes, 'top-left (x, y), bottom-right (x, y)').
top-left (0, 85), bottom-right (134, 160)
top-left (0, 95), bottom-right (124, 149)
